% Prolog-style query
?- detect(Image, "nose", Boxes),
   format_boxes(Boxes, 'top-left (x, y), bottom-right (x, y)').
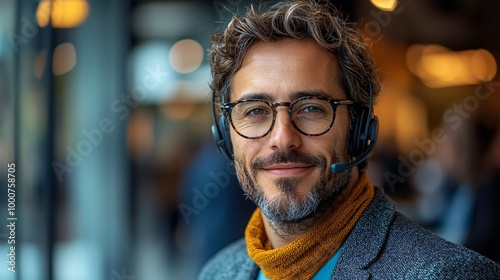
top-left (268, 108), bottom-right (302, 151)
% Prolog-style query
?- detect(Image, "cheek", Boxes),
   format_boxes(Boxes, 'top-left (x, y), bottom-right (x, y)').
top-left (332, 109), bottom-right (351, 151)
top-left (308, 132), bottom-right (345, 163)
top-left (305, 125), bottom-right (349, 170)
top-left (230, 129), bottom-right (242, 158)
top-left (315, 112), bottom-right (350, 154)
top-left (231, 130), bottom-right (258, 162)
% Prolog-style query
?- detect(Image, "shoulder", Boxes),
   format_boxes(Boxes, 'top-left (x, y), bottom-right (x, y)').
top-left (336, 187), bottom-right (500, 279)
top-left (198, 238), bottom-right (258, 280)
top-left (383, 213), bottom-right (500, 279)
top-left (384, 212), bottom-right (500, 279)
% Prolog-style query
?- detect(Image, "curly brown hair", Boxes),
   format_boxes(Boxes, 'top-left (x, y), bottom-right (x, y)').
top-left (209, 0), bottom-right (380, 114)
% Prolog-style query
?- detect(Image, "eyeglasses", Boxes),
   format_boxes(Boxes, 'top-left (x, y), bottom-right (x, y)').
top-left (221, 96), bottom-right (353, 139)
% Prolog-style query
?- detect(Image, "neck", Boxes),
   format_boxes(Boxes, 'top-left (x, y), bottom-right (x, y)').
top-left (262, 167), bottom-right (360, 248)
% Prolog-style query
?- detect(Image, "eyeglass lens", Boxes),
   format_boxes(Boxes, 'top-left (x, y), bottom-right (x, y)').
top-left (230, 98), bottom-right (335, 138)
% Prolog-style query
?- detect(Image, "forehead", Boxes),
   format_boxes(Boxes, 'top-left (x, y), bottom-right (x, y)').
top-left (231, 39), bottom-right (346, 102)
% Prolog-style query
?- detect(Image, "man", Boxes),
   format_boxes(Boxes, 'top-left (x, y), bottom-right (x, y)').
top-left (201, 1), bottom-right (500, 279)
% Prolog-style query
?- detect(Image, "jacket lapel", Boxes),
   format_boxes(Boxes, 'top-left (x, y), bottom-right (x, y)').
top-left (332, 187), bottom-right (396, 279)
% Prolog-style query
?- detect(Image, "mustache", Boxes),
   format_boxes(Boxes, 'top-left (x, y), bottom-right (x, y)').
top-left (251, 151), bottom-right (326, 170)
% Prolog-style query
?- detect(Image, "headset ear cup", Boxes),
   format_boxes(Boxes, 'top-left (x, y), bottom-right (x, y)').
top-left (211, 121), bottom-right (232, 160)
top-left (351, 107), bottom-right (378, 158)
top-left (211, 123), bottom-right (225, 155)
top-left (211, 114), bottom-right (234, 160)
top-left (211, 89), bottom-right (233, 160)
top-left (352, 108), bottom-right (367, 157)
top-left (219, 114), bottom-right (234, 159)
top-left (368, 116), bottom-right (379, 148)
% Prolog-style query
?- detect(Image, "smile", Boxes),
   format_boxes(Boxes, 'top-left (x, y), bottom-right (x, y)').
top-left (261, 163), bottom-right (314, 176)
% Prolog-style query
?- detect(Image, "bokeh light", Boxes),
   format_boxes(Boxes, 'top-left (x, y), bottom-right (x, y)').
top-left (52, 42), bottom-right (77, 75)
top-left (370, 0), bottom-right (398, 12)
top-left (406, 44), bottom-right (497, 88)
top-left (169, 39), bottom-right (203, 74)
top-left (34, 49), bottom-right (47, 79)
top-left (37, 0), bottom-right (90, 28)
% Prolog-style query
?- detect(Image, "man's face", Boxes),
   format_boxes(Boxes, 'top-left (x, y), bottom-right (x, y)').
top-left (230, 39), bottom-right (352, 223)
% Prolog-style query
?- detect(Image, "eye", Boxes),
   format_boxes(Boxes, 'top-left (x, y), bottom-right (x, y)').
top-left (301, 106), bottom-right (323, 114)
top-left (247, 107), bottom-right (268, 116)
top-left (293, 99), bottom-right (333, 121)
top-left (238, 102), bottom-right (272, 118)
top-left (297, 104), bottom-right (326, 115)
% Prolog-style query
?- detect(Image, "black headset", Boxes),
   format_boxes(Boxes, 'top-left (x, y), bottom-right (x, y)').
top-left (211, 96), bottom-right (234, 160)
top-left (211, 83), bottom-right (378, 173)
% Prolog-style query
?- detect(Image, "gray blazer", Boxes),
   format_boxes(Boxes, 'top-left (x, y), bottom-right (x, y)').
top-left (199, 187), bottom-right (500, 279)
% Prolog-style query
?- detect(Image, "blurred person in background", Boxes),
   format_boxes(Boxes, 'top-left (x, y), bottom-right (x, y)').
top-left (421, 114), bottom-right (500, 263)
top-left (178, 140), bottom-right (255, 279)
top-left (199, 1), bottom-right (500, 279)
top-left (461, 116), bottom-right (500, 263)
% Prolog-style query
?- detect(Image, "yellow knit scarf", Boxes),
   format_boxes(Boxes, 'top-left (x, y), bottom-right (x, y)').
top-left (245, 173), bottom-right (374, 280)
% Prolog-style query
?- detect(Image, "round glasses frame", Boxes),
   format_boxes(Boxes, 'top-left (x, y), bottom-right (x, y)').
top-left (221, 95), bottom-right (354, 139)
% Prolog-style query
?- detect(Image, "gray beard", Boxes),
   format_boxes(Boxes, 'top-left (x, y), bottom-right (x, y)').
top-left (235, 150), bottom-right (351, 237)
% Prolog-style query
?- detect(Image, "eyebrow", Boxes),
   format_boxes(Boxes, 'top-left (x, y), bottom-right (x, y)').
top-left (289, 90), bottom-right (331, 101)
top-left (238, 92), bottom-right (273, 101)
top-left (237, 90), bottom-right (332, 102)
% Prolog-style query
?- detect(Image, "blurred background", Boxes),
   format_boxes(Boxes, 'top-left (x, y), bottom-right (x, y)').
top-left (0, 0), bottom-right (499, 279)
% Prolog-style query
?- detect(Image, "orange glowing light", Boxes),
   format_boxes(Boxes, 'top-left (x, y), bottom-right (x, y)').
top-left (370, 0), bottom-right (398, 12)
top-left (37, 0), bottom-right (90, 28)
top-left (406, 44), bottom-right (497, 88)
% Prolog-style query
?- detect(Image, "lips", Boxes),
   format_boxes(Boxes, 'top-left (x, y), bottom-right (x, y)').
top-left (261, 163), bottom-right (313, 176)
top-left (251, 151), bottom-right (325, 177)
